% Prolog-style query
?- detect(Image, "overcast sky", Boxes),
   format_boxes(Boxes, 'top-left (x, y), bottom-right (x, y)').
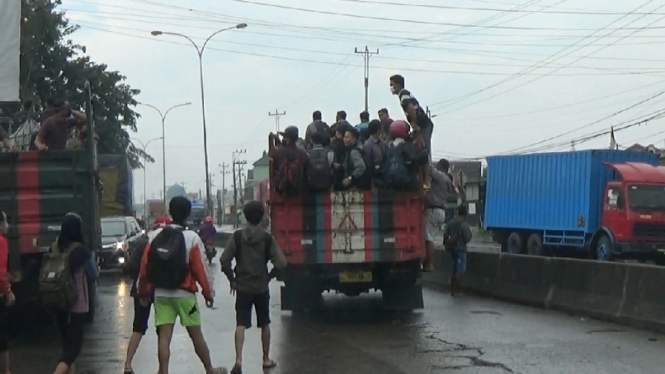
top-left (62, 0), bottom-right (665, 201)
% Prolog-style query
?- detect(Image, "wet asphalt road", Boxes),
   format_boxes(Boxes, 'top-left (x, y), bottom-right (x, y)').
top-left (9, 255), bottom-right (665, 374)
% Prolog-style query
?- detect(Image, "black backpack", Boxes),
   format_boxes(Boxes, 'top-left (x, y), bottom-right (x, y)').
top-left (384, 144), bottom-right (411, 189)
top-left (146, 226), bottom-right (188, 289)
top-left (444, 221), bottom-right (463, 251)
top-left (306, 148), bottom-right (332, 191)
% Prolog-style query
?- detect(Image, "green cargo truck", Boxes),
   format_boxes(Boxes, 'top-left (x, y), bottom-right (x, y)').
top-left (0, 82), bottom-right (101, 319)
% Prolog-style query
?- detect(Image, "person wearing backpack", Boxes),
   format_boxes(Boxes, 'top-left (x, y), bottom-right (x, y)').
top-left (47, 213), bottom-right (98, 374)
top-left (443, 205), bottom-right (472, 297)
top-left (123, 215), bottom-right (171, 374)
top-left (363, 120), bottom-right (387, 188)
top-left (384, 120), bottom-right (428, 192)
top-left (269, 126), bottom-right (309, 196)
top-left (137, 196), bottom-right (225, 374)
top-left (220, 201), bottom-right (287, 374)
top-left (305, 110), bottom-right (330, 148)
top-left (306, 132), bottom-right (335, 192)
top-left (0, 212), bottom-right (15, 374)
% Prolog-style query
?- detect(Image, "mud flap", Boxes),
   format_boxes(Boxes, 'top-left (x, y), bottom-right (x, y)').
top-left (382, 283), bottom-right (424, 310)
top-left (280, 285), bottom-right (323, 312)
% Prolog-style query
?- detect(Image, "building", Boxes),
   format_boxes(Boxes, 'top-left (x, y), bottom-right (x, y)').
top-left (626, 143), bottom-right (665, 165)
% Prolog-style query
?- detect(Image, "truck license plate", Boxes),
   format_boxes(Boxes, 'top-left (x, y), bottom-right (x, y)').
top-left (339, 272), bottom-right (372, 283)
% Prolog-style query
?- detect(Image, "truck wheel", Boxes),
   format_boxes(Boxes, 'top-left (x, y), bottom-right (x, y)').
top-left (595, 235), bottom-right (614, 261)
top-left (506, 232), bottom-right (524, 254)
top-left (527, 234), bottom-right (544, 256)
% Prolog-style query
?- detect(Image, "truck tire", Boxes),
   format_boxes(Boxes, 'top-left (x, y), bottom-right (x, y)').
top-left (526, 234), bottom-right (544, 256)
top-left (595, 235), bottom-right (614, 261)
top-left (506, 232), bottom-right (524, 254)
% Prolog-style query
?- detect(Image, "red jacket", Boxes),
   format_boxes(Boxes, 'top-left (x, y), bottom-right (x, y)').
top-left (0, 230), bottom-right (11, 295)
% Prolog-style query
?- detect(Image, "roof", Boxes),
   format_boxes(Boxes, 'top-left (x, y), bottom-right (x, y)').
top-left (604, 162), bottom-right (665, 183)
top-left (451, 161), bottom-right (483, 183)
top-left (253, 150), bottom-right (270, 167)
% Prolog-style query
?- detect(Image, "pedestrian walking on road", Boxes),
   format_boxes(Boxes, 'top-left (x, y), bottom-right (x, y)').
top-left (443, 205), bottom-right (472, 296)
top-left (0, 211), bottom-right (15, 374)
top-left (52, 213), bottom-right (98, 374)
top-left (123, 215), bottom-right (171, 374)
top-left (221, 201), bottom-right (287, 374)
top-left (138, 196), bottom-right (225, 374)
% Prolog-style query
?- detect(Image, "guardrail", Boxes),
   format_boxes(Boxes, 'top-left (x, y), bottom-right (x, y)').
top-left (423, 250), bottom-right (665, 333)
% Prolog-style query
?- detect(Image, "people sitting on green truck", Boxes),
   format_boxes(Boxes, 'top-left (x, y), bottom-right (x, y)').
top-left (383, 120), bottom-right (428, 192)
top-left (35, 100), bottom-right (87, 151)
top-left (337, 127), bottom-right (368, 190)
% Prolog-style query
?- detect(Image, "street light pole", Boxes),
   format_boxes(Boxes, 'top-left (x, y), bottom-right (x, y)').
top-left (138, 102), bottom-right (191, 207)
top-left (151, 23), bottom-right (248, 217)
top-left (130, 136), bottom-right (163, 220)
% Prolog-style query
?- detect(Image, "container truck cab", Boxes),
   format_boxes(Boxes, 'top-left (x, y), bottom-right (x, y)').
top-left (593, 162), bottom-right (665, 263)
top-left (484, 150), bottom-right (665, 263)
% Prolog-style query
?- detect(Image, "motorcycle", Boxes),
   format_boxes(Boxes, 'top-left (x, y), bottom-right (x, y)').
top-left (204, 240), bottom-right (217, 265)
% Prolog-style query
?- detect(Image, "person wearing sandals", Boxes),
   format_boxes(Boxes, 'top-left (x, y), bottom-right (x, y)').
top-left (123, 215), bottom-right (172, 374)
top-left (220, 201), bottom-right (286, 374)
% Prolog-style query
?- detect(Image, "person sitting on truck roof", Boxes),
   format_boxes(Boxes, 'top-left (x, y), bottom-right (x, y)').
top-left (336, 127), bottom-right (368, 190)
top-left (305, 110), bottom-right (330, 148)
top-left (220, 200), bottom-right (287, 373)
top-left (35, 100), bottom-right (87, 151)
top-left (270, 126), bottom-right (309, 195)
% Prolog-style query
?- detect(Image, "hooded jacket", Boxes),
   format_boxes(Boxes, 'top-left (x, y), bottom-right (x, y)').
top-left (220, 225), bottom-right (287, 294)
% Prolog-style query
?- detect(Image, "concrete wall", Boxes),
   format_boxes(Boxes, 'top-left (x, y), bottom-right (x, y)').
top-left (423, 250), bottom-right (665, 333)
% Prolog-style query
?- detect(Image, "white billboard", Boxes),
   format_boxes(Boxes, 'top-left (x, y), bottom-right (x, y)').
top-left (0, 0), bottom-right (20, 102)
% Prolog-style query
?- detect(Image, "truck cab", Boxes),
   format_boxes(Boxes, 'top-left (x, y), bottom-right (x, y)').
top-left (595, 162), bottom-right (665, 263)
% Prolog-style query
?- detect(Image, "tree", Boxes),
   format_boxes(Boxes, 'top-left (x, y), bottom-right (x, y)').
top-left (19, 0), bottom-right (150, 168)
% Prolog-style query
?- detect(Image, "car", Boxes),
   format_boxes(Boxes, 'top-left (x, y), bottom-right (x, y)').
top-left (100, 216), bottom-right (147, 272)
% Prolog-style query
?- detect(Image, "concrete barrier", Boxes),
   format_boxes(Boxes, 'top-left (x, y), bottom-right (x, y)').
top-left (423, 249), bottom-right (665, 333)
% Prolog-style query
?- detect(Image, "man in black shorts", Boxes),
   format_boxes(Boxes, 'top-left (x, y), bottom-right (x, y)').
top-left (221, 201), bottom-right (287, 374)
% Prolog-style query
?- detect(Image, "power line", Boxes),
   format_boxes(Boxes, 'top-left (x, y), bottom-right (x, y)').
top-left (354, 46), bottom-right (379, 112)
top-left (269, 110), bottom-right (286, 133)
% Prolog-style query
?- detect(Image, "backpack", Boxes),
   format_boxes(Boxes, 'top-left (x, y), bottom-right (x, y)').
top-left (443, 221), bottom-right (463, 251)
top-left (306, 148), bottom-right (332, 191)
top-left (39, 242), bottom-right (82, 310)
top-left (232, 230), bottom-right (273, 264)
top-left (383, 145), bottom-right (411, 189)
top-left (146, 226), bottom-right (188, 289)
top-left (275, 152), bottom-right (304, 195)
top-left (346, 147), bottom-right (372, 189)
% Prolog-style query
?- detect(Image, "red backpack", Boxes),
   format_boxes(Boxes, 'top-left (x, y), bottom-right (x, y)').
top-left (275, 152), bottom-right (304, 195)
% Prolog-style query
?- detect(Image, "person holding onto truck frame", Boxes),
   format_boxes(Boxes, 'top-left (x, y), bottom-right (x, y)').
top-left (35, 100), bottom-right (87, 151)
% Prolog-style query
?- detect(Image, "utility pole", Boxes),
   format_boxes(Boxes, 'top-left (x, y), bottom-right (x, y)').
top-left (269, 110), bottom-right (286, 133)
top-left (355, 46), bottom-right (379, 112)
top-left (232, 149), bottom-right (246, 228)
top-left (237, 162), bottom-right (247, 206)
top-left (219, 163), bottom-right (229, 224)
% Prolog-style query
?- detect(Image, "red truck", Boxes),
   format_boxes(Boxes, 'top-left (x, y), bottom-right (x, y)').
top-left (270, 189), bottom-right (426, 310)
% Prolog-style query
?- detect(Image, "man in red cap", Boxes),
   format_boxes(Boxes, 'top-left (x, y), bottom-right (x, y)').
top-left (123, 214), bottom-right (172, 374)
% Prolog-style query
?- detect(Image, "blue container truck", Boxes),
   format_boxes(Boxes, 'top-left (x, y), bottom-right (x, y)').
top-left (485, 150), bottom-right (665, 262)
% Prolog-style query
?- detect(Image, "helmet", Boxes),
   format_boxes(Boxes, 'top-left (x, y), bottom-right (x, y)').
top-left (153, 215), bottom-right (172, 229)
top-left (389, 120), bottom-right (410, 139)
top-left (205, 216), bottom-right (213, 223)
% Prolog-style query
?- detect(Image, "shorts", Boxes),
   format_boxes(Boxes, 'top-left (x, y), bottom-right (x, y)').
top-left (153, 296), bottom-right (200, 327)
top-left (425, 208), bottom-right (446, 243)
top-left (235, 291), bottom-right (270, 329)
top-left (451, 251), bottom-right (467, 275)
top-left (133, 297), bottom-right (152, 335)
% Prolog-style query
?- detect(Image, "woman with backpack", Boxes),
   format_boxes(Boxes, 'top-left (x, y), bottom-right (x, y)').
top-left (53, 213), bottom-right (98, 374)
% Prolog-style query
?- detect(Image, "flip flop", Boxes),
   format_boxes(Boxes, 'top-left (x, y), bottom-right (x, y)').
top-left (230, 364), bottom-right (242, 374)
top-left (262, 360), bottom-right (278, 369)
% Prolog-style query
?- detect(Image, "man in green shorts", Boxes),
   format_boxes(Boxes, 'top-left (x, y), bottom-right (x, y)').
top-left (138, 196), bottom-right (226, 374)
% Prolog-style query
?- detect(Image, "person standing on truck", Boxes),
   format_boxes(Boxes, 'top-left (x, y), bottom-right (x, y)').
top-left (337, 128), bottom-right (367, 190)
top-left (35, 100), bottom-right (87, 151)
top-left (220, 201), bottom-right (287, 374)
top-left (363, 120), bottom-right (387, 188)
top-left (269, 126), bottom-right (309, 196)
top-left (443, 205), bottom-right (472, 296)
top-left (423, 159), bottom-right (456, 272)
top-left (306, 132), bottom-right (335, 192)
top-left (123, 215), bottom-right (172, 374)
top-left (390, 74), bottom-right (433, 188)
top-left (355, 111), bottom-right (371, 145)
top-left (305, 110), bottom-right (330, 148)
top-left (0, 211), bottom-right (15, 374)
top-left (137, 196), bottom-right (225, 374)
top-left (384, 120), bottom-right (428, 192)
top-left (378, 108), bottom-right (394, 141)
top-left (52, 213), bottom-right (99, 374)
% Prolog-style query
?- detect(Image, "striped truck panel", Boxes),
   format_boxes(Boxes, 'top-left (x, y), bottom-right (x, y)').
top-left (270, 189), bottom-right (425, 264)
